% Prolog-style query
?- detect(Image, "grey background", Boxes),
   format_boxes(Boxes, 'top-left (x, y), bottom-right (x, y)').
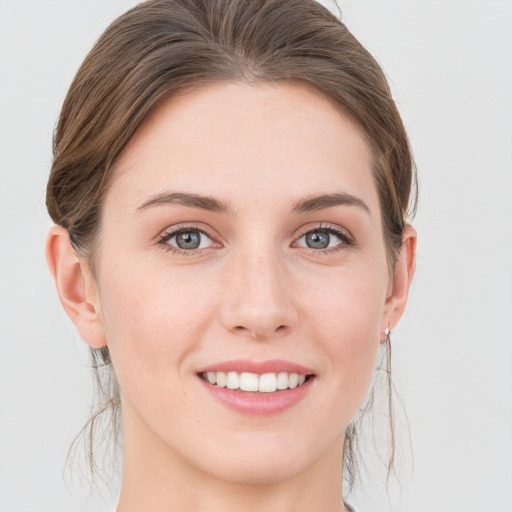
top-left (1, 1), bottom-right (511, 510)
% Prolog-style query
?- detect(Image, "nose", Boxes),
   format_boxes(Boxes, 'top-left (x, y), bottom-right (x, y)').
top-left (220, 250), bottom-right (298, 340)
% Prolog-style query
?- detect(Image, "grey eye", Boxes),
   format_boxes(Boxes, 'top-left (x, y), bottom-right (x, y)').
top-left (295, 227), bottom-right (349, 251)
top-left (162, 226), bottom-right (216, 253)
top-left (175, 231), bottom-right (201, 249)
top-left (305, 231), bottom-right (330, 249)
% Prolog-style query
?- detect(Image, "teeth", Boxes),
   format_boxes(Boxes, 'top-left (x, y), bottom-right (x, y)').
top-left (240, 372), bottom-right (259, 391)
top-left (276, 372), bottom-right (289, 390)
top-left (202, 371), bottom-right (310, 392)
top-left (216, 372), bottom-right (227, 388)
top-left (258, 373), bottom-right (277, 393)
top-left (226, 371), bottom-right (240, 390)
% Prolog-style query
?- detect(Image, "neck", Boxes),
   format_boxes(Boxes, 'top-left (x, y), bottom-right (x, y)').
top-left (116, 408), bottom-right (347, 512)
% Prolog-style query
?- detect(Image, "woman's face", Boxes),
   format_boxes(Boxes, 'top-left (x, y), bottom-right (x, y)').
top-left (91, 82), bottom-right (397, 484)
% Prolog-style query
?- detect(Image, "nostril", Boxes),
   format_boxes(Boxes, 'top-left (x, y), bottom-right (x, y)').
top-left (231, 323), bottom-right (290, 338)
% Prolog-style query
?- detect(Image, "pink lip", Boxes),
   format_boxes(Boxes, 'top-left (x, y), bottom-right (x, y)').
top-left (197, 359), bottom-right (315, 375)
top-left (198, 376), bottom-right (314, 415)
top-left (196, 359), bottom-right (316, 416)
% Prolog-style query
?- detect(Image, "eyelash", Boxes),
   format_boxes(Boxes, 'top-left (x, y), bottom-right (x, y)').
top-left (157, 223), bottom-right (218, 256)
top-left (294, 224), bottom-right (355, 254)
top-left (157, 223), bottom-right (354, 256)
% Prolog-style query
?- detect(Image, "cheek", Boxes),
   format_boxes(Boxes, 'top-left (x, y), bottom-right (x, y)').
top-left (97, 262), bottom-right (216, 388)
top-left (303, 266), bottom-right (387, 408)
top-left (305, 264), bottom-right (387, 338)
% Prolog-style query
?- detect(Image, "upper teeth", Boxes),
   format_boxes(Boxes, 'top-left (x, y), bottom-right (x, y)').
top-left (203, 371), bottom-right (307, 393)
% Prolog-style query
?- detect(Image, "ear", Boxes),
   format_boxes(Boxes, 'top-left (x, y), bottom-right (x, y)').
top-left (381, 224), bottom-right (417, 340)
top-left (45, 225), bottom-right (107, 348)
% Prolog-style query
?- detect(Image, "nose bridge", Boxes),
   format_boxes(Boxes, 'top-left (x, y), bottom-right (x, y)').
top-left (221, 243), bottom-right (297, 339)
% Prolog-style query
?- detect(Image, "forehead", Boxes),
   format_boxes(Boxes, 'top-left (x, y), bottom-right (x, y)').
top-left (109, 81), bottom-right (379, 216)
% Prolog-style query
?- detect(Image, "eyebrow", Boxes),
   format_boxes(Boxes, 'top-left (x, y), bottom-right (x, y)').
top-left (291, 193), bottom-right (370, 215)
top-left (137, 192), bottom-right (231, 214)
top-left (136, 191), bottom-right (370, 216)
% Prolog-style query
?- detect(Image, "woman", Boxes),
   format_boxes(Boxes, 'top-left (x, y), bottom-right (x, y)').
top-left (45, 0), bottom-right (416, 510)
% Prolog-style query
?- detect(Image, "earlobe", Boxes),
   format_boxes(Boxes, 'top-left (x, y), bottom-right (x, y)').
top-left (45, 225), bottom-right (107, 348)
top-left (382, 224), bottom-right (417, 337)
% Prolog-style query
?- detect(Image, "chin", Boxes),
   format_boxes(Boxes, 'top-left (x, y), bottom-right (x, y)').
top-left (194, 432), bottom-right (318, 485)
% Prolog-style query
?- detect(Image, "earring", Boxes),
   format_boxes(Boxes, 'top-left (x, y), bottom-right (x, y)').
top-left (381, 326), bottom-right (391, 343)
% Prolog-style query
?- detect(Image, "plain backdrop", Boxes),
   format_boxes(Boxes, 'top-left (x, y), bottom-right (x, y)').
top-left (0, 1), bottom-right (511, 511)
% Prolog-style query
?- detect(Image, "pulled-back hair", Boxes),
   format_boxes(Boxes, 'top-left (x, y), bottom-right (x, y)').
top-left (47, 0), bottom-right (416, 491)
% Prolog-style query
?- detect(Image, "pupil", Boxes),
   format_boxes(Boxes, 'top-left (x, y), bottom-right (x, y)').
top-left (176, 231), bottom-right (200, 249)
top-left (306, 231), bottom-right (329, 249)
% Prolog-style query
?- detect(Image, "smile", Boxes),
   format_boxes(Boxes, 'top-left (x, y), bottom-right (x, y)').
top-left (199, 371), bottom-right (309, 393)
top-left (197, 359), bottom-right (316, 414)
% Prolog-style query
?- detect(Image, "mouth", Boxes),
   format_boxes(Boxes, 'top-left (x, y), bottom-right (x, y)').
top-left (198, 371), bottom-right (314, 393)
top-left (196, 359), bottom-right (316, 414)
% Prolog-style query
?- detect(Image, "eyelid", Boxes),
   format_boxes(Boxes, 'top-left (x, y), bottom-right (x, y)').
top-left (155, 222), bottom-right (354, 255)
top-left (157, 223), bottom-right (221, 253)
top-left (293, 223), bottom-right (355, 251)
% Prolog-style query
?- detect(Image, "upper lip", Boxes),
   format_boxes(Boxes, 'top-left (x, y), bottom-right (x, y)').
top-left (197, 359), bottom-right (315, 375)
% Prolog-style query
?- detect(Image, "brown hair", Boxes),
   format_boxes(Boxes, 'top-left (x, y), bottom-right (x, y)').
top-left (47, 0), bottom-right (416, 491)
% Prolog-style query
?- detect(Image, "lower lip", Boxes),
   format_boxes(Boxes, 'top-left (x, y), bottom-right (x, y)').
top-left (198, 376), bottom-right (314, 415)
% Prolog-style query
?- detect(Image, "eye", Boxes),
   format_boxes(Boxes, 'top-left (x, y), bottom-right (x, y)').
top-left (160, 227), bottom-right (215, 252)
top-left (294, 226), bottom-right (352, 251)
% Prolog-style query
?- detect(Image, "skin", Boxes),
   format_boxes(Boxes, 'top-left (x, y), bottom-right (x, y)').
top-left (46, 82), bottom-right (416, 512)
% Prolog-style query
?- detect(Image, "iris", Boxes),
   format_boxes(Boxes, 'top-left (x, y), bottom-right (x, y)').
top-left (305, 231), bottom-right (330, 249)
